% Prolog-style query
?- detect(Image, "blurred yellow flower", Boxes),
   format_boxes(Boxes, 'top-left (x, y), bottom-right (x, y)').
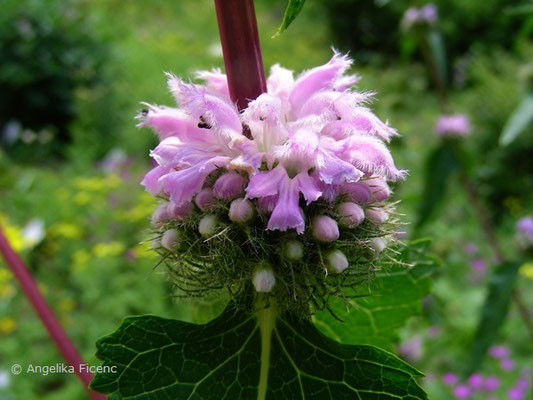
top-left (50, 222), bottom-right (83, 239)
top-left (58, 298), bottom-right (76, 314)
top-left (93, 242), bottom-right (125, 258)
top-left (131, 240), bottom-right (157, 260)
top-left (0, 317), bottom-right (16, 335)
top-left (0, 268), bottom-right (13, 282)
top-left (74, 192), bottom-right (91, 205)
top-left (73, 175), bottom-right (121, 192)
top-left (72, 249), bottom-right (90, 273)
top-left (0, 214), bottom-right (29, 252)
top-left (520, 262), bottom-right (533, 280)
top-left (0, 282), bottom-right (15, 299)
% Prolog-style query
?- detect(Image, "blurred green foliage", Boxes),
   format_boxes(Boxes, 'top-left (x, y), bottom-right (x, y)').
top-left (0, 0), bottom-right (120, 162)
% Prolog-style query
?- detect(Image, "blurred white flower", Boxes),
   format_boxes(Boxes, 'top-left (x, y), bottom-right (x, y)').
top-left (22, 219), bottom-right (45, 246)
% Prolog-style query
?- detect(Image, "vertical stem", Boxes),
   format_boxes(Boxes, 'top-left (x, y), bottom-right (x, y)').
top-left (0, 227), bottom-right (105, 400)
top-left (417, 32), bottom-right (450, 113)
top-left (214, 0), bottom-right (267, 111)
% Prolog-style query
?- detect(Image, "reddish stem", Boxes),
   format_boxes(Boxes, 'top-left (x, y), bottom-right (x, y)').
top-left (214, 0), bottom-right (267, 111)
top-left (0, 227), bottom-right (105, 400)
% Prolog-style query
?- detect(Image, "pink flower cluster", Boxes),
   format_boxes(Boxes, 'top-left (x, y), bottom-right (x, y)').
top-left (435, 114), bottom-right (472, 138)
top-left (401, 4), bottom-right (438, 30)
top-left (516, 216), bottom-right (533, 249)
top-left (140, 53), bottom-right (404, 243)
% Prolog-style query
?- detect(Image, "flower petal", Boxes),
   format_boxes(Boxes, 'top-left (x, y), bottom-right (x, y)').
top-left (295, 172), bottom-right (322, 204)
top-left (167, 75), bottom-right (242, 145)
top-left (338, 136), bottom-right (406, 180)
top-left (246, 164), bottom-right (287, 199)
top-left (242, 94), bottom-right (289, 153)
top-left (159, 156), bottom-right (230, 205)
top-left (267, 176), bottom-right (305, 233)
top-left (195, 69), bottom-right (230, 99)
top-left (137, 104), bottom-right (213, 142)
top-left (316, 147), bottom-right (363, 185)
top-left (289, 52), bottom-right (353, 116)
top-left (141, 164), bottom-right (173, 195)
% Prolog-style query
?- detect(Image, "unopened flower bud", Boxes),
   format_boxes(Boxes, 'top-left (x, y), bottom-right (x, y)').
top-left (371, 237), bottom-right (387, 254)
top-left (337, 202), bottom-right (365, 228)
top-left (161, 229), bottom-right (179, 251)
top-left (326, 250), bottom-right (349, 274)
top-left (366, 208), bottom-right (389, 225)
top-left (198, 215), bottom-right (217, 237)
top-left (150, 233), bottom-right (161, 249)
top-left (365, 178), bottom-right (391, 202)
top-left (229, 198), bottom-right (254, 223)
top-left (195, 188), bottom-right (216, 211)
top-left (312, 216), bottom-right (340, 242)
top-left (213, 172), bottom-right (246, 200)
top-left (151, 203), bottom-right (169, 226)
top-left (167, 201), bottom-right (193, 220)
top-left (284, 240), bottom-right (304, 261)
top-left (252, 266), bottom-right (276, 293)
top-left (340, 182), bottom-right (372, 204)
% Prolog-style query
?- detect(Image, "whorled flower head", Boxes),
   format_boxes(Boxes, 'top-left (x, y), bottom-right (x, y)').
top-left (401, 4), bottom-right (438, 31)
top-left (435, 114), bottom-right (471, 138)
top-left (141, 52), bottom-right (405, 314)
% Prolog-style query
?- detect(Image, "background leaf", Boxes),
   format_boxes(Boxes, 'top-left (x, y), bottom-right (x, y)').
top-left (414, 142), bottom-right (460, 232)
top-left (91, 302), bottom-right (428, 399)
top-left (314, 239), bottom-right (438, 350)
top-left (275, 0), bottom-right (306, 36)
top-left (427, 30), bottom-right (447, 85)
top-left (499, 92), bottom-right (533, 146)
top-left (463, 261), bottom-right (522, 377)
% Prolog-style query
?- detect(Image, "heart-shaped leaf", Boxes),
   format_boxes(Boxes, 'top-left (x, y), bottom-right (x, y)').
top-left (91, 299), bottom-right (427, 399)
top-left (314, 239), bottom-right (438, 350)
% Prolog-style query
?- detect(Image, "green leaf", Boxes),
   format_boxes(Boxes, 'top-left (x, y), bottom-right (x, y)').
top-left (274, 0), bottom-right (306, 37)
top-left (314, 239), bottom-right (438, 350)
top-left (499, 93), bottom-right (533, 146)
top-left (91, 299), bottom-right (428, 399)
top-left (427, 30), bottom-right (447, 85)
top-left (463, 261), bottom-right (521, 377)
top-left (414, 142), bottom-right (459, 232)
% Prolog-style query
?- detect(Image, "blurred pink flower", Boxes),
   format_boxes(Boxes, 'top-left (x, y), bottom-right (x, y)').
top-left (483, 376), bottom-right (500, 392)
top-left (435, 114), bottom-right (471, 138)
top-left (442, 372), bottom-right (458, 386)
top-left (489, 345), bottom-right (510, 359)
top-left (453, 384), bottom-right (472, 399)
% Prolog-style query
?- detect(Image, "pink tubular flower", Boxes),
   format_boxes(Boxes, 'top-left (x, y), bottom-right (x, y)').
top-left (435, 114), bottom-right (472, 138)
top-left (140, 52), bottom-right (404, 235)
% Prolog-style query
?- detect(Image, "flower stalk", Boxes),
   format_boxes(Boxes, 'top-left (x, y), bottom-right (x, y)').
top-left (214, 0), bottom-right (267, 111)
top-left (0, 226), bottom-right (105, 400)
